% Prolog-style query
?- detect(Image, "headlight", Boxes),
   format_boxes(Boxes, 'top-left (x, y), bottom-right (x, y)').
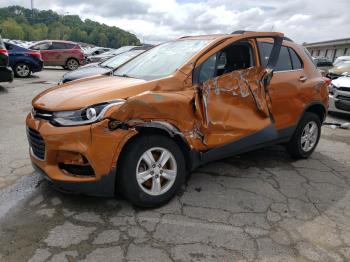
top-left (51, 99), bottom-right (125, 126)
top-left (329, 83), bottom-right (338, 94)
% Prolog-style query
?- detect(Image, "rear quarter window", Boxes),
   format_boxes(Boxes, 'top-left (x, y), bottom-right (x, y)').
top-left (65, 43), bottom-right (76, 49)
top-left (258, 42), bottom-right (304, 71)
top-left (289, 48), bottom-right (303, 70)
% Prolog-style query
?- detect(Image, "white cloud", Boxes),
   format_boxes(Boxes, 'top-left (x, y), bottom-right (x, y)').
top-left (1, 0), bottom-right (349, 44)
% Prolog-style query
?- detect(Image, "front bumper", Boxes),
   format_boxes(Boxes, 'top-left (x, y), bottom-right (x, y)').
top-left (329, 90), bottom-right (350, 114)
top-left (26, 113), bottom-right (136, 196)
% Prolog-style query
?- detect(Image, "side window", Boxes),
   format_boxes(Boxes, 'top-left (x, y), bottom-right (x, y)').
top-left (259, 42), bottom-right (304, 71)
top-left (5, 43), bottom-right (13, 50)
top-left (198, 54), bottom-right (216, 83)
top-left (197, 42), bottom-right (255, 83)
top-left (32, 42), bottom-right (51, 50)
top-left (65, 43), bottom-right (75, 49)
top-left (50, 42), bottom-right (67, 50)
top-left (274, 46), bottom-right (293, 71)
top-left (258, 42), bottom-right (273, 67)
top-left (289, 47), bottom-right (302, 69)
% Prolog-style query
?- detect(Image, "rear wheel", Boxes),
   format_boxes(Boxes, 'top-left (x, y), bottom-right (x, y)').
top-left (118, 135), bottom-right (186, 207)
top-left (66, 58), bottom-right (79, 70)
top-left (286, 112), bottom-right (321, 159)
top-left (14, 63), bottom-right (31, 78)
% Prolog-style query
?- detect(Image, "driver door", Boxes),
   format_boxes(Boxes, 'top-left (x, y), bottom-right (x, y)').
top-left (193, 34), bottom-right (283, 149)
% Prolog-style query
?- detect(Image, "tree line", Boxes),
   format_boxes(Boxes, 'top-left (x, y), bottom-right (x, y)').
top-left (0, 6), bottom-right (141, 48)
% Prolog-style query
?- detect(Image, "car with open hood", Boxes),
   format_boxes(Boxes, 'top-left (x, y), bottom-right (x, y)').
top-left (26, 31), bottom-right (329, 207)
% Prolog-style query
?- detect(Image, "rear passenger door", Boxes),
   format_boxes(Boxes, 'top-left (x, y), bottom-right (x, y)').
top-left (258, 42), bottom-right (305, 130)
top-left (48, 42), bottom-right (69, 66)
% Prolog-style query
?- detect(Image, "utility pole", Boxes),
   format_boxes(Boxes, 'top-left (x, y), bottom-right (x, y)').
top-left (31, 0), bottom-right (34, 22)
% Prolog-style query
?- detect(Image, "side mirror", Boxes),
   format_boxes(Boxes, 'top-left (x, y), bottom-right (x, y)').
top-left (262, 68), bottom-right (274, 88)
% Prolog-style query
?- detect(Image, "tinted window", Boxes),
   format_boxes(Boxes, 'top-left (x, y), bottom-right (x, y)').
top-left (65, 43), bottom-right (75, 49)
top-left (258, 42), bottom-right (273, 67)
top-left (5, 43), bottom-right (13, 50)
top-left (258, 42), bottom-right (303, 71)
top-left (51, 42), bottom-right (68, 49)
top-left (289, 48), bottom-right (302, 69)
top-left (274, 46), bottom-right (293, 71)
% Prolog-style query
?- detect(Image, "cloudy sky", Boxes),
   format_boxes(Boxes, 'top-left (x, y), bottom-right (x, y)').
top-left (1, 0), bottom-right (349, 44)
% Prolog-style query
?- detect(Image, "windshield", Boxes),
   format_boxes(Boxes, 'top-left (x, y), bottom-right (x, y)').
top-left (112, 46), bottom-right (135, 55)
top-left (100, 50), bottom-right (144, 68)
top-left (114, 39), bottom-right (211, 80)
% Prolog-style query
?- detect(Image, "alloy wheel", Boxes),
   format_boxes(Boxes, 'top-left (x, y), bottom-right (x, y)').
top-left (67, 59), bottom-right (79, 70)
top-left (136, 147), bottom-right (177, 196)
top-left (301, 121), bottom-right (318, 152)
top-left (16, 64), bottom-right (30, 77)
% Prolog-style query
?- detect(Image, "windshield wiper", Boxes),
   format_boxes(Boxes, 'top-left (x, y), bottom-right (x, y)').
top-left (101, 64), bottom-right (114, 69)
top-left (115, 74), bottom-right (132, 78)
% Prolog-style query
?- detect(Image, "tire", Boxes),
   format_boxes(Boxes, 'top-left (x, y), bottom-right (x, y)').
top-left (286, 112), bottom-right (321, 159)
top-left (14, 63), bottom-right (31, 78)
top-left (66, 58), bottom-right (79, 71)
top-left (118, 135), bottom-right (186, 207)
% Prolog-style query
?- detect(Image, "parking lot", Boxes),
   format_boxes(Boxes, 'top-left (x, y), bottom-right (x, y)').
top-left (0, 69), bottom-right (350, 261)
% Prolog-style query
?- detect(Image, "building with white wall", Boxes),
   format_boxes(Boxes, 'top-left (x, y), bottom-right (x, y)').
top-left (303, 38), bottom-right (350, 61)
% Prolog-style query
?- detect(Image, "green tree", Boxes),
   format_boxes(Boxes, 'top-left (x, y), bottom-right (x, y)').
top-left (0, 6), bottom-right (141, 47)
top-left (1, 18), bottom-right (24, 39)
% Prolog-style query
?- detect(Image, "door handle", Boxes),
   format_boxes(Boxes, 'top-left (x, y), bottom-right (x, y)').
top-left (299, 76), bottom-right (308, 82)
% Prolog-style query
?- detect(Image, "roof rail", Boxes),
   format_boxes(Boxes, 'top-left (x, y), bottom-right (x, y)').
top-left (231, 30), bottom-right (293, 42)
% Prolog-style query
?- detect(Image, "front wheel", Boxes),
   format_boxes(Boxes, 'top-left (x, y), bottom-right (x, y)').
top-left (286, 112), bottom-right (321, 159)
top-left (14, 63), bottom-right (31, 78)
top-left (66, 58), bottom-right (79, 70)
top-left (118, 135), bottom-right (186, 207)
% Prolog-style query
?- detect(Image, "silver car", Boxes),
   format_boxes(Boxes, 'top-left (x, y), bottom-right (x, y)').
top-left (329, 73), bottom-right (350, 114)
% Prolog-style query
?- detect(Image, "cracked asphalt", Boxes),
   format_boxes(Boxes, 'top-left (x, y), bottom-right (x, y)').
top-left (0, 69), bottom-right (350, 262)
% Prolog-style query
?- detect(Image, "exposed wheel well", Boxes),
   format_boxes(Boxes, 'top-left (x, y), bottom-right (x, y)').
top-left (117, 128), bottom-right (192, 172)
top-left (305, 103), bottom-right (326, 123)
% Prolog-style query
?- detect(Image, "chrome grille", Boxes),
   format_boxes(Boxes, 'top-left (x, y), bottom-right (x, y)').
top-left (338, 86), bottom-right (350, 92)
top-left (27, 128), bottom-right (45, 160)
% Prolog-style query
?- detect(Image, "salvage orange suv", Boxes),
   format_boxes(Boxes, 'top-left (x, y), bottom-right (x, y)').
top-left (26, 31), bottom-right (329, 207)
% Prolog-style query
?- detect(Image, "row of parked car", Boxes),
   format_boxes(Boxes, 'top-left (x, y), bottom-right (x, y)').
top-left (314, 55), bottom-right (350, 79)
top-left (0, 35), bottom-right (152, 81)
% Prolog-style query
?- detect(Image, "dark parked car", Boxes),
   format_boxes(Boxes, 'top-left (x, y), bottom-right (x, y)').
top-left (62, 49), bottom-right (145, 83)
top-left (84, 47), bottom-right (113, 57)
top-left (86, 45), bottom-right (152, 63)
top-left (0, 35), bottom-right (14, 82)
top-left (313, 57), bottom-right (333, 75)
top-left (29, 40), bottom-right (84, 70)
top-left (5, 42), bottom-right (43, 78)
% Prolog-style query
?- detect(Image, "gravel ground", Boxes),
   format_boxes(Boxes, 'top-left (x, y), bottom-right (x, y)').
top-left (0, 68), bottom-right (349, 261)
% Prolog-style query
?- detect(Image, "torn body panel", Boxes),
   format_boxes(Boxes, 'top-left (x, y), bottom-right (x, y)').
top-left (194, 67), bottom-right (276, 147)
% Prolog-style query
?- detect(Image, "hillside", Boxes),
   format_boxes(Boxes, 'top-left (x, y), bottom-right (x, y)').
top-left (0, 6), bottom-right (141, 48)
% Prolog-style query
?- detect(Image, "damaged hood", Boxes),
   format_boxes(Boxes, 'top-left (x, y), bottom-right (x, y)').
top-left (33, 75), bottom-right (148, 111)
